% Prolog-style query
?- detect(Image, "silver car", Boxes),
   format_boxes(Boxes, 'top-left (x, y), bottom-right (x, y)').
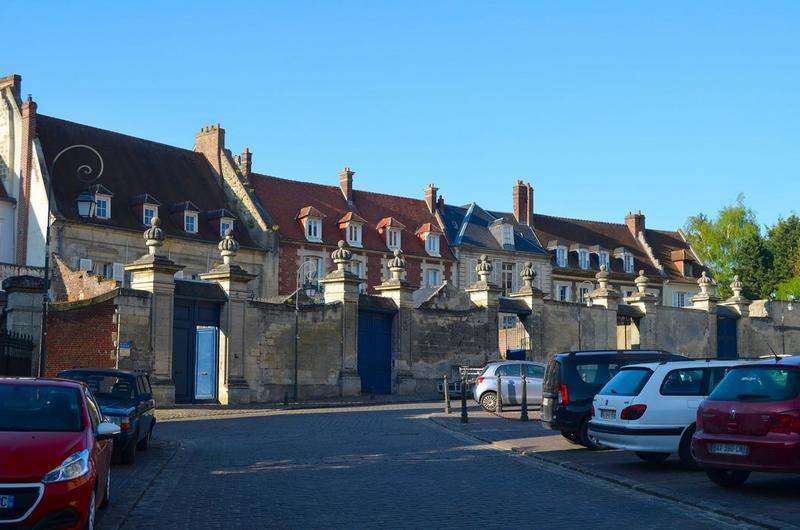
top-left (473, 360), bottom-right (545, 412)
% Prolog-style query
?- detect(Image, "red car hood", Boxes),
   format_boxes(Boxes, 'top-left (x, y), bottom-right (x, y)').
top-left (0, 431), bottom-right (85, 482)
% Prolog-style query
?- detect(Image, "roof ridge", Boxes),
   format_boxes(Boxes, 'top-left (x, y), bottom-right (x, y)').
top-left (534, 212), bottom-right (628, 228)
top-left (38, 114), bottom-right (201, 156)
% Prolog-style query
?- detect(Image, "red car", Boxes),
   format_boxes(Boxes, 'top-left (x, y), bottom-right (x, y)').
top-left (692, 357), bottom-right (800, 487)
top-left (0, 378), bottom-right (119, 529)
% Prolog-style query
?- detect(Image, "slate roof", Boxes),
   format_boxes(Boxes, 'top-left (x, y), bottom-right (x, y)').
top-left (441, 203), bottom-right (547, 254)
top-left (36, 115), bottom-right (256, 248)
top-left (250, 173), bottom-right (454, 260)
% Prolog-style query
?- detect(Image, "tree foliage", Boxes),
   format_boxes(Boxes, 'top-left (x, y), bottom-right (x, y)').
top-left (766, 214), bottom-right (800, 286)
top-left (731, 232), bottom-right (773, 299)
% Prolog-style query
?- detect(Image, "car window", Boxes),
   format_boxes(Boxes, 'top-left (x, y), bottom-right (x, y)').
top-left (65, 373), bottom-right (137, 400)
top-left (84, 388), bottom-right (102, 431)
top-left (598, 368), bottom-right (653, 396)
top-left (707, 367), bottom-right (732, 394)
top-left (660, 369), bottom-right (705, 396)
top-left (709, 367), bottom-right (800, 402)
top-left (142, 375), bottom-right (152, 394)
top-left (136, 376), bottom-right (146, 395)
top-left (496, 364), bottom-right (522, 377)
top-left (575, 362), bottom-right (622, 385)
top-left (526, 364), bottom-right (544, 379)
top-left (0, 384), bottom-right (83, 432)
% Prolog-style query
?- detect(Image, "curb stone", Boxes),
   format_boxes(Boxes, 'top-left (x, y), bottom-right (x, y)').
top-left (429, 415), bottom-right (795, 530)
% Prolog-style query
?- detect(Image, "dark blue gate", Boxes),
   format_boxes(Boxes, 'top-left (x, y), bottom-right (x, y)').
top-left (717, 316), bottom-right (738, 359)
top-left (357, 311), bottom-right (393, 394)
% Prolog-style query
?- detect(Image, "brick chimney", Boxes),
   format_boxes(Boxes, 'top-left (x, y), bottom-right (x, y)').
top-left (625, 210), bottom-right (646, 237)
top-left (194, 124), bottom-right (225, 184)
top-left (240, 147), bottom-right (252, 177)
top-left (424, 183), bottom-right (438, 213)
top-left (512, 179), bottom-right (533, 225)
top-left (339, 167), bottom-right (354, 204)
top-left (16, 94), bottom-right (36, 265)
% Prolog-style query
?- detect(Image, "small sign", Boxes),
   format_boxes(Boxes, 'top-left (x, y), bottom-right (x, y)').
top-left (119, 341), bottom-right (132, 358)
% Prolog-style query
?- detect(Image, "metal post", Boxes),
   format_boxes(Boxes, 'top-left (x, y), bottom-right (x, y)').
top-left (444, 375), bottom-right (451, 414)
top-left (520, 372), bottom-right (529, 421)
top-left (460, 371), bottom-right (468, 424)
top-left (496, 374), bottom-right (503, 413)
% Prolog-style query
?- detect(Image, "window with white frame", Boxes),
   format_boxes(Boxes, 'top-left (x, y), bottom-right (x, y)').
top-left (102, 262), bottom-right (125, 284)
top-left (672, 291), bottom-right (690, 307)
top-left (555, 247), bottom-right (568, 268)
top-left (558, 284), bottom-right (570, 302)
top-left (623, 252), bottom-right (634, 273)
top-left (305, 218), bottom-right (322, 241)
top-left (346, 223), bottom-right (362, 247)
top-left (387, 228), bottom-right (401, 250)
top-left (143, 205), bottom-right (158, 226)
top-left (578, 249), bottom-right (589, 269)
top-left (220, 218), bottom-right (234, 238)
top-left (302, 255), bottom-right (324, 289)
top-left (425, 234), bottom-right (440, 256)
top-left (184, 212), bottom-right (198, 233)
top-left (425, 268), bottom-right (441, 288)
top-left (95, 195), bottom-right (111, 219)
top-left (599, 251), bottom-right (610, 270)
top-left (502, 225), bottom-right (514, 246)
top-left (501, 262), bottom-right (515, 295)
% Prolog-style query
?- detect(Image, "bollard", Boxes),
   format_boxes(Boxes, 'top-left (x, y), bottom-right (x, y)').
top-left (496, 374), bottom-right (503, 414)
top-left (520, 372), bottom-right (529, 422)
top-left (460, 372), bottom-right (469, 424)
top-left (444, 375), bottom-right (451, 414)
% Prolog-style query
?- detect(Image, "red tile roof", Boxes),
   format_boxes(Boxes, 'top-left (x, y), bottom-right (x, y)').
top-left (376, 217), bottom-right (406, 230)
top-left (338, 212), bottom-right (367, 224)
top-left (250, 173), bottom-right (453, 260)
top-left (415, 222), bottom-right (443, 235)
top-left (297, 206), bottom-right (326, 219)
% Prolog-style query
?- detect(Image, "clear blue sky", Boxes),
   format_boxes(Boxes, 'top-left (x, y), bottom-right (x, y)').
top-left (4, 1), bottom-right (798, 231)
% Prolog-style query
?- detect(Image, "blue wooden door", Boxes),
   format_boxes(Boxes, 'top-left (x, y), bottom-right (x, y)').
top-left (194, 326), bottom-right (217, 400)
top-left (357, 312), bottom-right (393, 394)
top-left (717, 317), bottom-right (738, 359)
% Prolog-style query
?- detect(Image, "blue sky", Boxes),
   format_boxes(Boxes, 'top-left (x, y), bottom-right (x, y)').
top-left (4, 1), bottom-right (798, 231)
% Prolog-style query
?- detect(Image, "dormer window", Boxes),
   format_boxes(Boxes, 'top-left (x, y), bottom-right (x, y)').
top-left (555, 246), bottom-right (567, 268)
top-left (220, 218), bottom-right (234, 238)
top-left (426, 234), bottom-right (440, 255)
top-left (624, 253), bottom-right (634, 273)
top-left (502, 225), bottom-right (513, 246)
top-left (297, 206), bottom-right (326, 243)
top-left (95, 195), bottom-right (111, 219)
top-left (387, 228), bottom-right (401, 250)
top-left (377, 217), bottom-right (406, 251)
top-left (143, 204), bottom-right (158, 226)
top-left (339, 212), bottom-right (366, 248)
top-left (416, 222), bottom-right (443, 257)
top-left (184, 212), bottom-right (198, 233)
top-left (578, 249), bottom-right (589, 269)
top-left (348, 224), bottom-right (362, 245)
top-left (599, 251), bottom-right (610, 270)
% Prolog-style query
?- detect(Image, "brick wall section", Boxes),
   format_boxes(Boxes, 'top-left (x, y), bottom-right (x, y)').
top-left (366, 253), bottom-right (384, 293)
top-left (51, 255), bottom-right (118, 302)
top-left (278, 244), bottom-right (299, 295)
top-left (46, 298), bottom-right (116, 376)
top-left (405, 257), bottom-right (421, 288)
top-left (15, 97), bottom-right (36, 265)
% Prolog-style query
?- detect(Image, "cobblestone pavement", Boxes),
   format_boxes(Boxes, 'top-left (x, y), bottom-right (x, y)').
top-left (99, 402), bottom-right (757, 530)
top-left (431, 405), bottom-right (800, 530)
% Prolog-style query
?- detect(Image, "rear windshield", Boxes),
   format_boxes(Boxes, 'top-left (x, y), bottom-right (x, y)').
top-left (709, 367), bottom-right (800, 402)
top-left (598, 368), bottom-right (653, 397)
top-left (62, 372), bottom-right (137, 401)
top-left (0, 384), bottom-right (83, 432)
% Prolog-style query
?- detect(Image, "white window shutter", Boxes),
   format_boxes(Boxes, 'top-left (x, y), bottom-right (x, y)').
top-left (112, 262), bottom-right (125, 282)
top-left (492, 259), bottom-right (501, 284)
top-left (512, 263), bottom-right (520, 292)
top-left (468, 259), bottom-right (478, 286)
top-left (79, 258), bottom-right (93, 272)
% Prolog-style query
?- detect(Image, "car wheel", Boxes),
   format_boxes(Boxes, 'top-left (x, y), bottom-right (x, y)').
top-left (579, 420), bottom-right (602, 450)
top-left (678, 424), bottom-right (701, 470)
top-left (561, 432), bottom-right (581, 445)
top-left (635, 451), bottom-right (670, 464)
top-left (121, 433), bottom-right (137, 465)
top-left (137, 426), bottom-right (152, 451)
top-left (479, 392), bottom-right (497, 412)
top-left (706, 468), bottom-right (750, 488)
top-left (84, 489), bottom-right (96, 530)
top-left (100, 471), bottom-right (110, 509)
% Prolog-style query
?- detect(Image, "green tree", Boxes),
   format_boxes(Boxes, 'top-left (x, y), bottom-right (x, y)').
top-left (776, 276), bottom-right (800, 300)
top-left (731, 232), bottom-right (773, 299)
top-left (684, 194), bottom-right (760, 299)
top-left (766, 214), bottom-right (800, 286)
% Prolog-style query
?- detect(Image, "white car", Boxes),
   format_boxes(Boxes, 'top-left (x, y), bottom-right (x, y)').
top-left (588, 359), bottom-right (751, 468)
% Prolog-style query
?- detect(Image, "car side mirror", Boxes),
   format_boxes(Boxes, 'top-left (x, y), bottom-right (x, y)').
top-left (97, 422), bottom-right (121, 440)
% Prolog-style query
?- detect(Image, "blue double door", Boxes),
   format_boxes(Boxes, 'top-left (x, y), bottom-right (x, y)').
top-left (173, 300), bottom-right (220, 403)
top-left (357, 311), bottom-right (393, 395)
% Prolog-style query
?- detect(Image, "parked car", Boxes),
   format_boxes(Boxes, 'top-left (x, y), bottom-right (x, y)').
top-left (588, 359), bottom-right (750, 467)
top-left (58, 369), bottom-right (156, 465)
top-left (473, 361), bottom-right (545, 411)
top-left (693, 357), bottom-right (800, 487)
top-left (0, 377), bottom-right (119, 529)
top-left (541, 349), bottom-right (687, 449)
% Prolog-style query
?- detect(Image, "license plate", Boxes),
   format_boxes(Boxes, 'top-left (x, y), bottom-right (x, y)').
top-left (600, 408), bottom-right (615, 420)
top-left (0, 495), bottom-right (14, 509)
top-left (709, 443), bottom-right (749, 456)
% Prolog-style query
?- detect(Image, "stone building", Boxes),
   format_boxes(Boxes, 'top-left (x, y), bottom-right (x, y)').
top-left (248, 167), bottom-right (455, 296)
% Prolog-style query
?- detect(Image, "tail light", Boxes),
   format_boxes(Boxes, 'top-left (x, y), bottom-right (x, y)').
top-left (476, 376), bottom-right (485, 385)
top-left (559, 384), bottom-right (570, 405)
top-left (769, 410), bottom-right (800, 434)
top-left (620, 404), bottom-right (647, 420)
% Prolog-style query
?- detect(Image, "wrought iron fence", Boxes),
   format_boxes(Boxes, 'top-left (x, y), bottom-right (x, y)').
top-left (0, 330), bottom-right (35, 376)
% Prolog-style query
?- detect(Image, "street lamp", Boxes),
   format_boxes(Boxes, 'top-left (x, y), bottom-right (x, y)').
top-left (76, 189), bottom-right (96, 219)
top-left (39, 145), bottom-right (104, 377)
top-left (293, 260), bottom-right (320, 401)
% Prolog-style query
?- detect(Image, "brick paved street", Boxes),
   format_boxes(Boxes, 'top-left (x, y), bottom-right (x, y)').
top-left (98, 402), bottom-right (761, 529)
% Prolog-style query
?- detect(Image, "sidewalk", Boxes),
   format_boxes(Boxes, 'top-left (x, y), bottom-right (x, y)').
top-left (430, 406), bottom-right (800, 530)
top-left (156, 393), bottom-right (441, 421)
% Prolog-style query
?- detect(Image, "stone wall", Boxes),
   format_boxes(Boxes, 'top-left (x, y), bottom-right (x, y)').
top-left (652, 306), bottom-right (715, 357)
top-left (538, 301), bottom-right (615, 360)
